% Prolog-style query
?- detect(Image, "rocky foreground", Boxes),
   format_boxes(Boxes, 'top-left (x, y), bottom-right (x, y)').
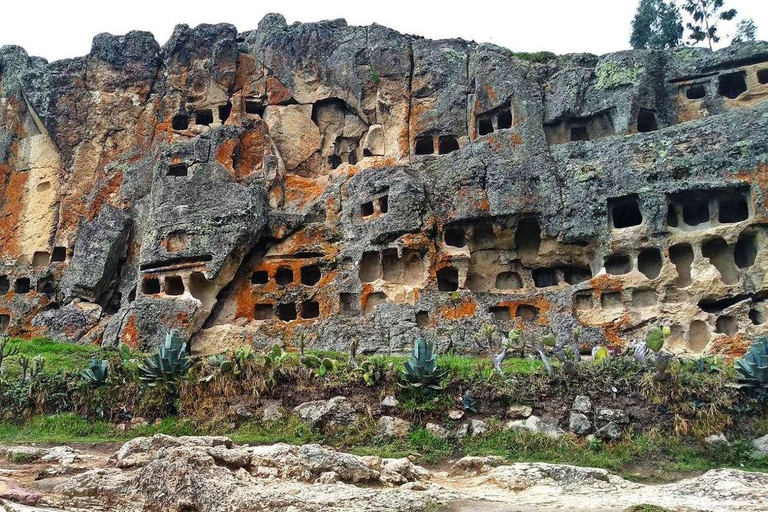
top-left (0, 435), bottom-right (763, 511)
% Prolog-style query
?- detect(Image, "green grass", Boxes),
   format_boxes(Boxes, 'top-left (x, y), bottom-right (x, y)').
top-left (1, 338), bottom-right (100, 378)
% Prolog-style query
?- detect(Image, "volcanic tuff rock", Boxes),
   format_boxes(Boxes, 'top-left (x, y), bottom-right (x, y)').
top-left (1, 15), bottom-right (768, 355)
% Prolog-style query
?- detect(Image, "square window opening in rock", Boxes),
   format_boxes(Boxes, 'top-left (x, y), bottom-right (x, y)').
top-left (496, 271), bottom-right (523, 290)
top-left (718, 196), bottom-right (749, 223)
top-left (164, 276), bottom-right (185, 296)
top-left (497, 108), bottom-right (513, 130)
top-left (669, 243), bottom-right (694, 287)
top-left (300, 301), bottom-right (320, 319)
top-left (164, 230), bottom-right (189, 252)
top-left (414, 136), bottom-right (434, 155)
top-left (168, 164), bottom-right (188, 177)
top-left (32, 251), bottom-right (50, 267)
top-left (360, 201), bottom-right (374, 217)
top-left (301, 265), bottom-right (322, 286)
top-left (631, 289), bottom-right (657, 308)
top-left (610, 197), bottom-right (643, 228)
top-left (438, 136), bottom-right (459, 154)
top-left (749, 307), bottom-right (766, 325)
top-left (276, 303), bottom-right (297, 322)
top-left (515, 305), bottom-right (540, 322)
top-left (14, 278), bottom-right (30, 294)
top-left (563, 267), bottom-right (592, 285)
top-left (605, 255), bottom-right (632, 275)
top-left (218, 102), bottom-right (232, 123)
top-left (0, 314), bottom-right (9, 332)
top-left (378, 196), bottom-right (389, 214)
top-left (478, 118), bottom-right (494, 136)
top-left (637, 108), bottom-right (658, 133)
top-left (245, 100), bottom-right (266, 116)
top-left (444, 226), bottom-right (466, 248)
top-left (570, 126), bottom-right (589, 142)
top-left (251, 270), bottom-right (269, 285)
top-left (416, 311), bottom-right (430, 328)
top-left (254, 303), bottom-right (274, 321)
top-left (515, 217), bottom-right (541, 259)
top-left (682, 200), bottom-right (710, 226)
top-left (600, 291), bottom-right (623, 310)
top-left (328, 154), bottom-right (343, 169)
top-left (758, 69), bottom-right (768, 85)
top-left (574, 292), bottom-right (594, 311)
top-left (686, 84), bottom-right (707, 100)
top-left (172, 114), bottom-right (189, 130)
top-left (437, 267), bottom-right (459, 291)
top-left (195, 109), bottom-right (214, 126)
top-left (381, 248), bottom-right (403, 283)
top-left (36, 277), bottom-right (55, 295)
top-left (718, 71), bottom-right (747, 99)
top-left (490, 306), bottom-right (512, 321)
top-left (143, 277), bottom-right (160, 295)
top-left (274, 266), bottom-right (294, 285)
top-left (638, 248), bottom-right (663, 280)
top-left (364, 292), bottom-right (386, 315)
top-left (472, 222), bottom-right (496, 248)
top-left (340, 293), bottom-right (360, 316)
top-left (532, 268), bottom-right (558, 288)
top-left (359, 251), bottom-right (381, 282)
top-left (51, 246), bottom-right (67, 262)
top-left (0, 276), bottom-right (10, 294)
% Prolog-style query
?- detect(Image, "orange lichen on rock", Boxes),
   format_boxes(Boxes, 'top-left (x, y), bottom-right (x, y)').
top-left (439, 296), bottom-right (478, 320)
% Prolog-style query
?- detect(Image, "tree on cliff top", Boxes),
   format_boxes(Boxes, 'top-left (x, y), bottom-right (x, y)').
top-left (682, 0), bottom-right (738, 50)
top-left (631, 0), bottom-right (685, 50)
top-left (732, 18), bottom-right (758, 44)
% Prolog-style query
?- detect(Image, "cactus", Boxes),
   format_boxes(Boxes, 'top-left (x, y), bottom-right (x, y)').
top-left (0, 337), bottom-right (19, 373)
top-left (300, 354), bottom-right (337, 378)
top-left (402, 338), bottom-right (446, 390)
top-left (138, 330), bottom-right (191, 387)
top-left (735, 337), bottom-right (768, 394)
top-left (262, 343), bottom-right (288, 369)
top-left (81, 358), bottom-right (109, 386)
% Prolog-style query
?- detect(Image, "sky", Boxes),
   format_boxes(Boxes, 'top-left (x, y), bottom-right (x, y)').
top-left (0, 0), bottom-right (766, 62)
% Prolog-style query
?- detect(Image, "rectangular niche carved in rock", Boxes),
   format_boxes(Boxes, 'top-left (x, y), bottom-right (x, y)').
top-left (51, 246), bottom-right (67, 262)
top-left (563, 267), bottom-right (592, 285)
top-left (0, 276), bottom-right (9, 294)
top-left (669, 243), bottom-right (694, 288)
top-left (32, 252), bottom-right (50, 267)
top-left (276, 302), bottom-right (297, 322)
top-left (14, 278), bottom-right (30, 294)
top-left (515, 304), bottom-right (540, 322)
top-left (164, 230), bottom-right (189, 253)
top-left (734, 230), bottom-right (758, 269)
top-left (490, 306), bottom-right (512, 321)
top-left (758, 69), bottom-right (768, 85)
top-left (164, 276), bottom-right (185, 296)
top-left (476, 101), bottom-right (513, 138)
top-left (718, 194), bottom-right (749, 223)
top-left (403, 250), bottom-right (425, 286)
top-left (636, 108), bottom-right (658, 133)
top-left (574, 292), bottom-right (594, 311)
top-left (496, 271), bottom-right (523, 290)
top-left (254, 303), bottom-right (275, 321)
top-left (414, 135), bottom-right (435, 155)
top-left (609, 195), bottom-right (643, 229)
top-left (274, 266), bottom-right (294, 285)
top-left (245, 100), bottom-right (266, 116)
top-left (437, 267), bottom-right (459, 292)
top-left (416, 311), bottom-right (430, 327)
top-left (195, 109), bottom-right (214, 126)
top-left (301, 265), bottom-right (322, 286)
top-left (382, 248), bottom-right (403, 283)
top-left (251, 270), bottom-right (269, 285)
top-left (604, 255), bottom-right (631, 275)
top-left (600, 291), bottom-right (623, 310)
top-left (364, 292), bottom-right (386, 315)
top-left (438, 136), bottom-right (459, 154)
top-left (360, 201), bottom-right (374, 217)
top-left (300, 301), bottom-right (320, 319)
top-left (544, 110), bottom-right (615, 145)
top-left (684, 84), bottom-right (707, 100)
top-left (718, 71), bottom-right (747, 99)
top-left (631, 289), bottom-right (656, 308)
top-left (172, 114), bottom-right (189, 130)
top-left (340, 293), bottom-right (360, 316)
top-left (0, 314), bottom-right (9, 332)
top-left (359, 252), bottom-right (381, 283)
top-left (168, 164), bottom-right (188, 177)
top-left (532, 268), bottom-right (558, 288)
top-left (142, 277), bottom-right (161, 295)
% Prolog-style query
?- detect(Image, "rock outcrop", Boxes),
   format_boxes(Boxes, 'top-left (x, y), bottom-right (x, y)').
top-left (1, 16), bottom-right (768, 355)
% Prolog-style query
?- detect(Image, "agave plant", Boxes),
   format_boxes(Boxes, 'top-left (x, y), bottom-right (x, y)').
top-left (81, 358), bottom-right (109, 386)
top-left (138, 330), bottom-right (191, 388)
top-left (402, 338), bottom-right (446, 390)
top-left (735, 337), bottom-right (768, 395)
top-left (461, 390), bottom-right (478, 414)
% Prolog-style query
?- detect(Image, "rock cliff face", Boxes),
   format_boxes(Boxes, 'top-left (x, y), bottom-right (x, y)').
top-left (2, 14), bottom-right (768, 355)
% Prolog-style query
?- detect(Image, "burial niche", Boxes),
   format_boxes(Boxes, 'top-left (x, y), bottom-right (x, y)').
top-left (515, 217), bottom-right (541, 259)
top-left (734, 231), bottom-right (757, 269)
top-left (254, 304), bottom-right (275, 321)
top-left (638, 248), bottom-right (663, 280)
top-left (275, 266), bottom-right (294, 285)
top-left (437, 267), bottom-right (459, 292)
top-left (669, 243), bottom-right (694, 287)
top-left (701, 237), bottom-right (739, 285)
top-left (609, 195), bottom-right (643, 229)
top-left (359, 252), bottom-right (381, 283)
top-left (718, 71), bottom-right (747, 99)
top-left (414, 135), bottom-right (434, 155)
top-left (301, 265), bottom-right (322, 286)
top-left (276, 303), bottom-right (297, 322)
top-left (605, 255), bottom-right (631, 275)
top-left (496, 271), bottom-right (523, 290)
top-left (637, 109), bottom-right (658, 133)
top-left (164, 276), bottom-right (184, 296)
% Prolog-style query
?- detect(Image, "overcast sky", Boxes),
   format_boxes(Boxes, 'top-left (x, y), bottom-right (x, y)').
top-left (1, 0), bottom-right (766, 62)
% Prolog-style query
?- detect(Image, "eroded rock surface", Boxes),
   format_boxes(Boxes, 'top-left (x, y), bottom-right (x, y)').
top-left (1, 16), bottom-right (768, 355)
top-left (0, 437), bottom-right (766, 511)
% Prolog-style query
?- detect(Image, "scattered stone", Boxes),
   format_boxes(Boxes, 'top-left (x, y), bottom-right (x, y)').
top-left (452, 456), bottom-right (507, 473)
top-left (569, 412), bottom-right (592, 435)
top-left (293, 396), bottom-right (358, 428)
top-left (449, 410), bottom-right (465, 420)
top-left (596, 422), bottom-right (622, 441)
top-left (298, 444), bottom-right (378, 483)
top-left (506, 415), bottom-right (564, 438)
top-left (595, 408), bottom-right (629, 425)
top-left (506, 404), bottom-right (533, 419)
top-left (454, 422), bottom-right (470, 439)
top-left (572, 395), bottom-right (592, 414)
top-left (260, 399), bottom-right (283, 423)
top-left (0, 477), bottom-right (42, 505)
top-left (315, 471), bottom-right (340, 484)
top-left (469, 419), bottom-right (488, 436)
top-left (752, 434), bottom-right (768, 457)
top-left (380, 396), bottom-right (399, 408)
top-left (377, 416), bottom-right (412, 438)
top-left (426, 423), bottom-right (449, 439)
top-left (704, 433), bottom-right (730, 446)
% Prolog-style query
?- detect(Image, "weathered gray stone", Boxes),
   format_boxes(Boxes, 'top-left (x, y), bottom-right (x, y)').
top-left (506, 405), bottom-right (533, 419)
top-left (596, 422), bottom-right (622, 441)
top-left (377, 416), bottom-right (411, 438)
top-left (569, 412), bottom-right (592, 435)
top-left (572, 396), bottom-right (592, 414)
